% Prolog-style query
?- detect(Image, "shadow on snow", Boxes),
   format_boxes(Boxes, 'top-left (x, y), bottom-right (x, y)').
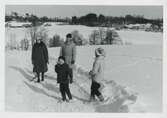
top-left (10, 66), bottom-right (89, 103)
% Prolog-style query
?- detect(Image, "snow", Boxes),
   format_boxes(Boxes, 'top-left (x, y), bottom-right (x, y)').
top-left (5, 23), bottom-right (163, 45)
top-left (118, 30), bottom-right (162, 45)
top-left (5, 45), bottom-right (162, 112)
top-left (5, 23), bottom-right (162, 112)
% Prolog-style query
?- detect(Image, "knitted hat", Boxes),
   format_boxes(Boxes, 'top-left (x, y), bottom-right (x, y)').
top-left (95, 47), bottom-right (106, 57)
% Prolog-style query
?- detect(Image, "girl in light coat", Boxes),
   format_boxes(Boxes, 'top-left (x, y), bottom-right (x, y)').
top-left (89, 47), bottom-right (106, 102)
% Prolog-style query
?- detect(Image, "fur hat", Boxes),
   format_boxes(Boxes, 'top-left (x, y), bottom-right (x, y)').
top-left (95, 47), bottom-right (106, 57)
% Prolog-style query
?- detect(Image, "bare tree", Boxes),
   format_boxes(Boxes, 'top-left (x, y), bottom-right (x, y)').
top-left (71, 30), bottom-right (83, 45)
top-left (89, 30), bottom-right (97, 45)
top-left (20, 38), bottom-right (29, 50)
top-left (7, 32), bottom-right (18, 50)
top-left (98, 27), bottom-right (106, 44)
top-left (49, 34), bottom-right (64, 47)
top-left (29, 26), bottom-right (49, 47)
top-left (37, 27), bottom-right (49, 46)
top-left (89, 29), bottom-right (104, 45)
top-left (29, 26), bottom-right (38, 46)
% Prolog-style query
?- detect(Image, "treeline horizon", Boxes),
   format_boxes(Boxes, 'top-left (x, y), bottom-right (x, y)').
top-left (5, 12), bottom-right (163, 27)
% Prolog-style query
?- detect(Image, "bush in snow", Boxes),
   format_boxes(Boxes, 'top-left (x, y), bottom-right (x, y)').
top-left (89, 28), bottom-right (123, 45)
top-left (29, 26), bottom-right (49, 46)
top-left (105, 29), bottom-right (123, 45)
top-left (105, 29), bottom-right (114, 44)
top-left (99, 27), bottom-right (107, 45)
top-left (20, 38), bottom-right (29, 50)
top-left (71, 30), bottom-right (87, 46)
top-left (29, 26), bottom-right (38, 46)
top-left (6, 32), bottom-right (20, 50)
top-left (49, 34), bottom-right (64, 47)
top-left (37, 27), bottom-right (49, 46)
top-left (89, 30), bottom-right (101, 45)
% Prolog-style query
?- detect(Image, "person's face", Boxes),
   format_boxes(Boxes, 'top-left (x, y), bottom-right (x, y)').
top-left (37, 39), bottom-right (41, 43)
top-left (58, 58), bottom-right (64, 65)
top-left (66, 37), bottom-right (72, 43)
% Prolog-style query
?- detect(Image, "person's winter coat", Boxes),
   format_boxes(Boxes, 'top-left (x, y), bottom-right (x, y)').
top-left (55, 63), bottom-right (73, 84)
top-left (90, 56), bottom-right (105, 83)
top-left (59, 42), bottom-right (76, 68)
top-left (32, 42), bottom-right (48, 73)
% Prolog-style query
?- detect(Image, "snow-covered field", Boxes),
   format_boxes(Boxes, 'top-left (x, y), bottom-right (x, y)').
top-left (5, 45), bottom-right (162, 112)
top-left (5, 23), bottom-right (162, 112)
top-left (5, 23), bottom-right (163, 45)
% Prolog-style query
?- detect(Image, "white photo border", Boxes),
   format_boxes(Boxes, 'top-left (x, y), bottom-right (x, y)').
top-left (0, 0), bottom-right (166, 118)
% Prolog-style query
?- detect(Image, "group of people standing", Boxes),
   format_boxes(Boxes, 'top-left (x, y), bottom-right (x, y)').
top-left (31, 33), bottom-right (106, 103)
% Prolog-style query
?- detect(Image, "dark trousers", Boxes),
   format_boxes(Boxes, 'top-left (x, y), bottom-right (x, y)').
top-left (37, 72), bottom-right (44, 81)
top-left (60, 83), bottom-right (72, 101)
top-left (69, 68), bottom-right (73, 83)
top-left (91, 81), bottom-right (102, 98)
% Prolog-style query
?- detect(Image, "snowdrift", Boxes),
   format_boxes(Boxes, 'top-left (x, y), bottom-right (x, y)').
top-left (73, 64), bottom-right (138, 112)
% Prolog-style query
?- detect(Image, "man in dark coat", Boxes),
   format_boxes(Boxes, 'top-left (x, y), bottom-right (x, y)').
top-left (55, 56), bottom-right (73, 102)
top-left (59, 33), bottom-right (76, 79)
top-left (32, 38), bottom-right (49, 83)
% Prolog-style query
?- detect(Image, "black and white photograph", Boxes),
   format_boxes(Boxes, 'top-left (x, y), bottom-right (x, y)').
top-left (2, 1), bottom-right (165, 114)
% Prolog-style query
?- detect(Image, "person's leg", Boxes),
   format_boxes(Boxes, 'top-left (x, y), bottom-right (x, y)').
top-left (36, 72), bottom-right (40, 82)
top-left (41, 72), bottom-right (44, 81)
top-left (70, 68), bottom-right (73, 81)
top-left (60, 84), bottom-right (66, 101)
top-left (65, 83), bottom-right (72, 100)
top-left (94, 82), bottom-right (104, 101)
top-left (90, 82), bottom-right (96, 101)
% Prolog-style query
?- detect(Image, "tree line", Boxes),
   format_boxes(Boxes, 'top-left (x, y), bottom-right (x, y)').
top-left (5, 12), bottom-right (162, 51)
top-left (71, 13), bottom-right (163, 27)
top-left (5, 12), bottom-right (71, 26)
top-left (6, 12), bottom-right (163, 27)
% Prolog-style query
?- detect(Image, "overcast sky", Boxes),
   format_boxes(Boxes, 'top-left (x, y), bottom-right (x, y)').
top-left (6, 5), bottom-right (163, 19)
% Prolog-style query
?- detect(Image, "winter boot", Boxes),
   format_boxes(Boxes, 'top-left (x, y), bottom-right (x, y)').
top-left (98, 95), bottom-right (104, 102)
top-left (36, 79), bottom-right (40, 83)
top-left (89, 96), bottom-right (96, 102)
top-left (41, 78), bottom-right (44, 82)
top-left (36, 77), bottom-right (40, 83)
top-left (35, 72), bottom-right (40, 83)
top-left (41, 73), bottom-right (44, 81)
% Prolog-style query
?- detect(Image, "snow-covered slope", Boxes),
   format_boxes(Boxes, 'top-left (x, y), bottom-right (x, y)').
top-left (5, 24), bottom-right (163, 46)
top-left (5, 45), bottom-right (162, 112)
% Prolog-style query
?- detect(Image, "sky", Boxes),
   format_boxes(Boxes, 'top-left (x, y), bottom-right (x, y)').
top-left (5, 5), bottom-right (163, 19)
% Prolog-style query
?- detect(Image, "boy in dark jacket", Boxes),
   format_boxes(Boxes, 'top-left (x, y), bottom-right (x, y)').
top-left (55, 56), bottom-right (73, 102)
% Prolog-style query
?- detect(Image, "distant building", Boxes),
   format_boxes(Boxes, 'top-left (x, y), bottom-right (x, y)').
top-left (7, 21), bottom-right (32, 28)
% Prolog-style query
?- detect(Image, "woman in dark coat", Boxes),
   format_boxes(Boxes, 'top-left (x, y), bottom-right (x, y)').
top-left (32, 38), bottom-right (49, 83)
